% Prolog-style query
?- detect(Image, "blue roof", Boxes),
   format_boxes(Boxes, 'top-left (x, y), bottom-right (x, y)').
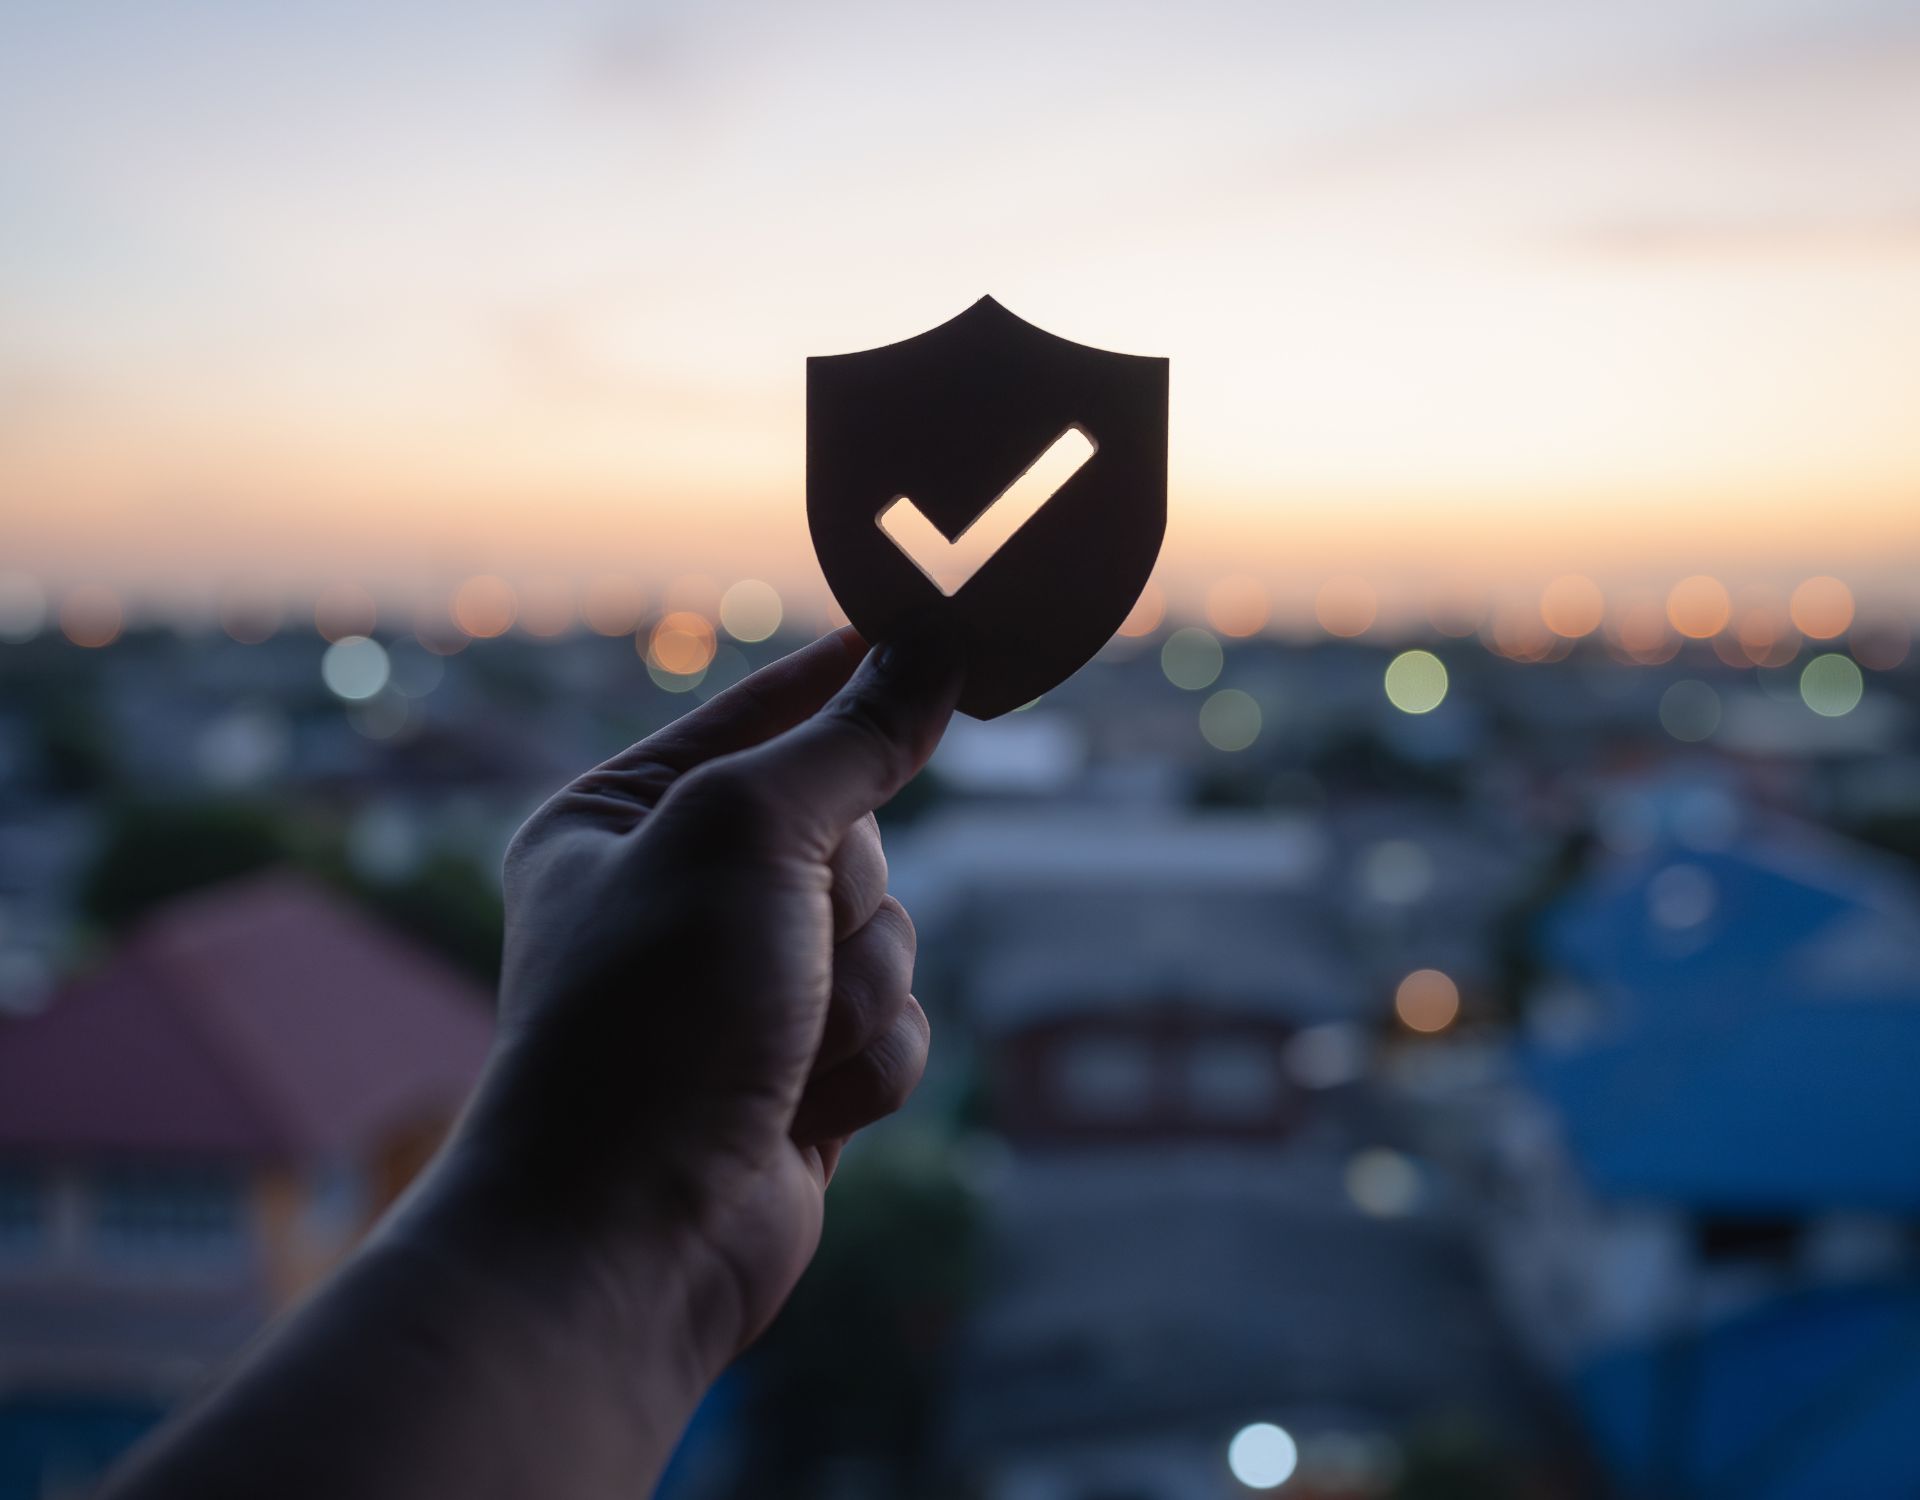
top-left (1530, 1000), bottom-right (1920, 1212)
top-left (1530, 833), bottom-right (1920, 1211)
top-left (1577, 1284), bottom-right (1920, 1499)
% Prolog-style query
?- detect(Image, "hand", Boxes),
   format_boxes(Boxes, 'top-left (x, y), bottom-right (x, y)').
top-left (467, 628), bottom-right (961, 1368)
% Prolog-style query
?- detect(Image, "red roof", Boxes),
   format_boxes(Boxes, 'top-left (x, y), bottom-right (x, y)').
top-left (0, 873), bottom-right (493, 1159)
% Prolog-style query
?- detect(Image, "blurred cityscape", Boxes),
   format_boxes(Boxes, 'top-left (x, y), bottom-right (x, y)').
top-left (2, 571), bottom-right (1917, 1499)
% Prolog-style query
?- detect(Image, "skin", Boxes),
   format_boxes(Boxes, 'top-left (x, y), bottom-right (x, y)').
top-left (102, 628), bottom-right (963, 1500)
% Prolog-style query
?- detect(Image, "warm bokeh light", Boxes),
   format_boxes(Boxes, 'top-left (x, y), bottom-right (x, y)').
top-left (313, 582), bottom-right (377, 643)
top-left (1315, 576), bottom-right (1377, 639)
top-left (1395, 969), bottom-right (1460, 1034)
top-left (1384, 651), bottom-right (1448, 713)
top-left (451, 575), bottom-right (518, 639)
top-left (1788, 576), bottom-right (1855, 639)
top-left (518, 577), bottom-right (578, 638)
top-left (1198, 689), bottom-right (1262, 751)
top-left (1485, 602), bottom-right (1557, 663)
top-left (1666, 576), bottom-right (1732, 640)
top-left (582, 576), bottom-right (645, 638)
top-left (1735, 606), bottom-right (1799, 668)
top-left (719, 579), bottom-right (783, 643)
top-left (1611, 593), bottom-right (1679, 664)
top-left (1116, 581), bottom-right (1167, 639)
top-left (59, 585), bottom-right (123, 649)
top-left (648, 612), bottom-right (718, 677)
top-left (1162, 628), bottom-right (1224, 691)
top-left (1205, 575), bottom-right (1271, 638)
top-left (1540, 575), bottom-right (1605, 638)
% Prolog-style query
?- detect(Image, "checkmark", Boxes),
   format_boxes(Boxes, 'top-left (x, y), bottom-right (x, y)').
top-left (877, 426), bottom-right (1097, 597)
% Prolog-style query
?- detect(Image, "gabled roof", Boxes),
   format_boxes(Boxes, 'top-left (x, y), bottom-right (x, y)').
top-left (0, 873), bottom-right (493, 1160)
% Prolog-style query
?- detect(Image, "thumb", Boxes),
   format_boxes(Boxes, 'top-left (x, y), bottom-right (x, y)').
top-left (731, 636), bottom-right (963, 842)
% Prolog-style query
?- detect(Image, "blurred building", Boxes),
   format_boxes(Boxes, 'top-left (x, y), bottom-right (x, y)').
top-left (1497, 819), bottom-right (1920, 1496)
top-left (0, 874), bottom-right (491, 1500)
top-left (894, 803), bottom-right (1577, 1498)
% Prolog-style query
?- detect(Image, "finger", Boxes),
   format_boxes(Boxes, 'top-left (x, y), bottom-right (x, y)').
top-left (790, 998), bottom-right (930, 1145)
top-left (730, 636), bottom-right (962, 844)
top-left (828, 814), bottom-right (888, 941)
top-left (818, 1136), bottom-right (848, 1185)
top-left (603, 628), bottom-right (868, 784)
top-left (817, 896), bottom-right (914, 1069)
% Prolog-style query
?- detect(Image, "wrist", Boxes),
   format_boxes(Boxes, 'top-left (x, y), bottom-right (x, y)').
top-left (404, 1057), bottom-right (750, 1390)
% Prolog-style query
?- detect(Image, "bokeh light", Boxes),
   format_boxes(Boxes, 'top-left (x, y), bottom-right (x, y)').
top-left (1346, 1148), bottom-right (1421, 1217)
top-left (1383, 650), bottom-right (1447, 714)
top-left (452, 575), bottom-right (517, 639)
top-left (1850, 613), bottom-right (1911, 671)
top-left (215, 585), bottom-right (282, 644)
top-left (1227, 1423), bottom-right (1299, 1490)
top-left (1425, 580), bottom-right (1486, 639)
top-left (314, 581), bottom-right (377, 642)
top-left (413, 600), bottom-right (470, 656)
top-left (1394, 969), bottom-right (1460, 1033)
top-left (648, 611), bottom-right (718, 678)
top-left (320, 636), bottom-right (391, 701)
top-left (1205, 575), bottom-right (1271, 638)
top-left (1162, 627), bottom-right (1224, 690)
top-left (1116, 581), bottom-right (1166, 638)
top-left (0, 573), bottom-right (49, 643)
top-left (518, 576), bottom-right (578, 638)
top-left (583, 576), bottom-right (645, 637)
top-left (1199, 689), bottom-right (1262, 751)
top-left (1788, 576), bottom-right (1854, 640)
top-left (719, 579), bottom-right (783, 642)
top-left (1666, 575), bottom-right (1731, 639)
top-left (1315, 576), bottom-right (1377, 638)
top-left (1735, 606), bottom-right (1799, 668)
top-left (1540, 574), bottom-right (1605, 638)
top-left (1799, 653), bottom-right (1863, 717)
top-left (1659, 679), bottom-right (1721, 742)
top-left (59, 585), bottom-right (123, 648)
top-left (1612, 594), bottom-right (1678, 664)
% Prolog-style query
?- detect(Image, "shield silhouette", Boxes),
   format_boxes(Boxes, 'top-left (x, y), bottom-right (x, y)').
top-left (808, 297), bottom-right (1168, 719)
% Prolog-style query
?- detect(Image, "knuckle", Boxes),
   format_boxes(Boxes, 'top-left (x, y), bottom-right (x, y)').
top-left (664, 759), bottom-right (787, 843)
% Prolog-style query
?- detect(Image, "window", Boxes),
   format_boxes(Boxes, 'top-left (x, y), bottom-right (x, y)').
top-left (90, 1168), bottom-right (246, 1263)
top-left (0, 1167), bottom-right (46, 1258)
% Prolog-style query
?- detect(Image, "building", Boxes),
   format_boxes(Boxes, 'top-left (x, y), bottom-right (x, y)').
top-left (1497, 819), bottom-right (1920, 1496)
top-left (0, 873), bottom-right (492, 1500)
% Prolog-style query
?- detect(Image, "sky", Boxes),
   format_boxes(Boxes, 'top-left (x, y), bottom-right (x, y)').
top-left (4, 0), bottom-right (1920, 617)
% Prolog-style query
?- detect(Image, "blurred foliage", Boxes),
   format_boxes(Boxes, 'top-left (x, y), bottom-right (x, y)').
top-left (1390, 1420), bottom-right (1527, 1500)
top-left (78, 798), bottom-right (502, 984)
top-left (80, 800), bottom-right (295, 930)
top-left (735, 1132), bottom-right (981, 1498)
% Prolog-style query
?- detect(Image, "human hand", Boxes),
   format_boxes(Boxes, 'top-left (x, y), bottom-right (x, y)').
top-left (459, 628), bottom-right (960, 1375)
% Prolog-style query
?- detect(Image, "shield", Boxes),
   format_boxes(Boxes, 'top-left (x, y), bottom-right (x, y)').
top-left (808, 297), bottom-right (1168, 719)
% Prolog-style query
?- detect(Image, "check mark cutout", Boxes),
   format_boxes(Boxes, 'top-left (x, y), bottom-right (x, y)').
top-left (877, 426), bottom-right (1097, 597)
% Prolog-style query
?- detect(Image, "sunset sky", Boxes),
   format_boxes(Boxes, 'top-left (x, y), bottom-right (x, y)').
top-left (4, 0), bottom-right (1920, 617)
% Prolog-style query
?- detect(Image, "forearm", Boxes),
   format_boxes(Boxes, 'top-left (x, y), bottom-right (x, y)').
top-left (101, 1142), bottom-right (719, 1500)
